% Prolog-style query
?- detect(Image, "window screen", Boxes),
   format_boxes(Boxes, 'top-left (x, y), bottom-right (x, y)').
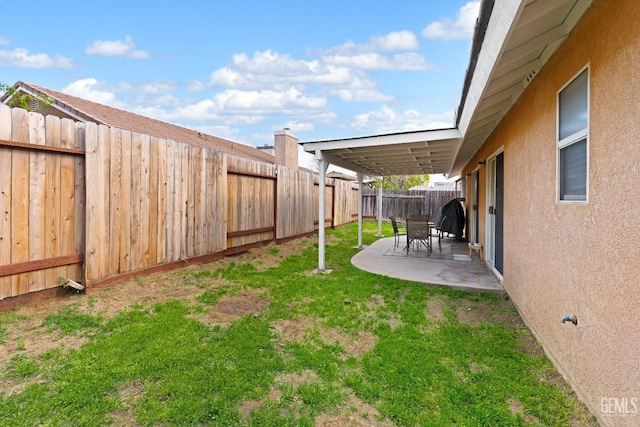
top-left (559, 138), bottom-right (587, 201)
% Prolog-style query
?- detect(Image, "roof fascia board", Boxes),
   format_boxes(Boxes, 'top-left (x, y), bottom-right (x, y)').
top-left (456, 0), bottom-right (526, 139)
top-left (315, 150), bottom-right (381, 178)
top-left (302, 128), bottom-right (460, 153)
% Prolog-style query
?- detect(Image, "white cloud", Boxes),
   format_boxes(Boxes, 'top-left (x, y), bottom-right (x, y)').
top-left (160, 86), bottom-right (331, 128)
top-left (193, 124), bottom-right (243, 142)
top-left (331, 88), bottom-right (394, 103)
top-left (282, 122), bottom-right (315, 133)
top-left (323, 52), bottom-right (435, 71)
top-left (226, 115), bottom-right (266, 125)
top-left (371, 31), bottom-right (419, 52)
top-left (213, 87), bottom-right (327, 113)
top-left (210, 50), bottom-right (354, 89)
top-left (207, 28), bottom-right (432, 103)
top-left (186, 80), bottom-right (206, 92)
top-left (208, 49), bottom-right (401, 105)
top-left (0, 48), bottom-right (74, 68)
top-left (85, 36), bottom-right (150, 59)
top-left (351, 106), bottom-right (454, 134)
top-left (0, 37), bottom-right (9, 46)
top-left (322, 30), bottom-right (419, 56)
top-left (62, 78), bottom-right (116, 105)
top-left (422, 1), bottom-right (480, 40)
top-left (166, 99), bottom-right (218, 121)
top-left (116, 81), bottom-right (177, 95)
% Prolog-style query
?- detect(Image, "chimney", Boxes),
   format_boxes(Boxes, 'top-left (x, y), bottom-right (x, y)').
top-left (274, 128), bottom-right (298, 169)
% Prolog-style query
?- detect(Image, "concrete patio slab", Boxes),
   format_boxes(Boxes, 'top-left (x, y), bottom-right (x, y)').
top-left (351, 237), bottom-right (505, 294)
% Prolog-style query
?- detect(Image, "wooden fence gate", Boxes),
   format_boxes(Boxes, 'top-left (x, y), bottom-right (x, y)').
top-left (0, 107), bottom-right (85, 299)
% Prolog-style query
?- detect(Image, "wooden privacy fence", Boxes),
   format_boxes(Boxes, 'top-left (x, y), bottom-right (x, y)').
top-left (362, 188), bottom-right (459, 221)
top-left (0, 104), bottom-right (359, 301)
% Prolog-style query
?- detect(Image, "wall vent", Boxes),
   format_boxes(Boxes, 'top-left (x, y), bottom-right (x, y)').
top-left (523, 69), bottom-right (539, 88)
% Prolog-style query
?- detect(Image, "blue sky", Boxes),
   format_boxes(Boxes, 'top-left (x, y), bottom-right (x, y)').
top-left (0, 1), bottom-right (479, 152)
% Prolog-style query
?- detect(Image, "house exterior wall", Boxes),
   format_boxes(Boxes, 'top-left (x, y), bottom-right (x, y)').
top-left (461, 0), bottom-right (640, 424)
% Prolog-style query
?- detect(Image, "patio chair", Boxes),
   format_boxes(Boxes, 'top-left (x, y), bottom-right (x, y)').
top-left (406, 219), bottom-right (432, 253)
top-left (389, 216), bottom-right (406, 250)
top-left (434, 215), bottom-right (446, 244)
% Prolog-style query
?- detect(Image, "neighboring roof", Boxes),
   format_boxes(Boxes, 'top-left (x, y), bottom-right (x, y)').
top-left (326, 171), bottom-right (357, 181)
top-left (302, 0), bottom-right (593, 178)
top-left (1, 81), bottom-right (274, 163)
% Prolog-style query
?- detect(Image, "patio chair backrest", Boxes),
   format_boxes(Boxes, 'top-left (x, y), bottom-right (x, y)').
top-left (389, 216), bottom-right (400, 233)
top-left (406, 220), bottom-right (430, 239)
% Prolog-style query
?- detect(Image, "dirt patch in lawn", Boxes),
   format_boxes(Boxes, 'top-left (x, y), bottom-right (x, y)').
top-left (193, 288), bottom-right (270, 327)
top-left (0, 330), bottom-right (88, 375)
top-left (425, 295), bottom-right (448, 323)
top-left (271, 317), bottom-right (376, 359)
top-left (508, 397), bottom-right (542, 424)
top-left (108, 380), bottom-right (145, 427)
top-left (314, 390), bottom-right (394, 427)
top-left (0, 373), bottom-right (45, 397)
top-left (237, 371), bottom-right (394, 427)
top-left (363, 294), bottom-right (403, 329)
top-left (454, 297), bottom-right (523, 328)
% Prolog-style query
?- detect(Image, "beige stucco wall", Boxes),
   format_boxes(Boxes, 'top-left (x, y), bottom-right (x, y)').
top-left (461, 0), bottom-right (640, 425)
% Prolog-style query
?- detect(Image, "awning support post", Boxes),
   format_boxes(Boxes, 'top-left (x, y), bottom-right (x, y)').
top-left (317, 150), bottom-right (329, 271)
top-left (357, 172), bottom-right (364, 248)
top-left (376, 177), bottom-right (383, 236)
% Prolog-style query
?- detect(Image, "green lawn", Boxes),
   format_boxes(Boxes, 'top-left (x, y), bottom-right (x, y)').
top-left (0, 222), bottom-right (597, 426)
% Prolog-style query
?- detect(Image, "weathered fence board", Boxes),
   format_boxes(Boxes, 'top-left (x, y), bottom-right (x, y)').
top-left (60, 119), bottom-right (78, 282)
top-left (140, 134), bottom-right (151, 268)
top-left (149, 137), bottom-right (160, 266)
top-left (209, 151), bottom-right (227, 253)
top-left (108, 127), bottom-right (122, 275)
top-left (28, 113), bottom-right (46, 292)
top-left (119, 129), bottom-right (132, 272)
top-left (362, 188), bottom-right (458, 221)
top-left (333, 179), bottom-right (359, 226)
top-left (156, 138), bottom-right (167, 263)
top-left (73, 122), bottom-right (86, 283)
top-left (11, 108), bottom-right (30, 296)
top-left (0, 105), bottom-right (12, 297)
top-left (277, 166), bottom-right (315, 238)
top-left (313, 180), bottom-right (334, 229)
top-left (44, 115), bottom-right (64, 289)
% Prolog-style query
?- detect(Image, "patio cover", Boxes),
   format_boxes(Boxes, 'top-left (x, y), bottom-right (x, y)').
top-left (301, 0), bottom-right (594, 271)
top-left (301, 128), bottom-right (461, 270)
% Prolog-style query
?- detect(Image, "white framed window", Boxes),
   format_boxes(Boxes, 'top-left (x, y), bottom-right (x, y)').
top-left (557, 67), bottom-right (589, 202)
